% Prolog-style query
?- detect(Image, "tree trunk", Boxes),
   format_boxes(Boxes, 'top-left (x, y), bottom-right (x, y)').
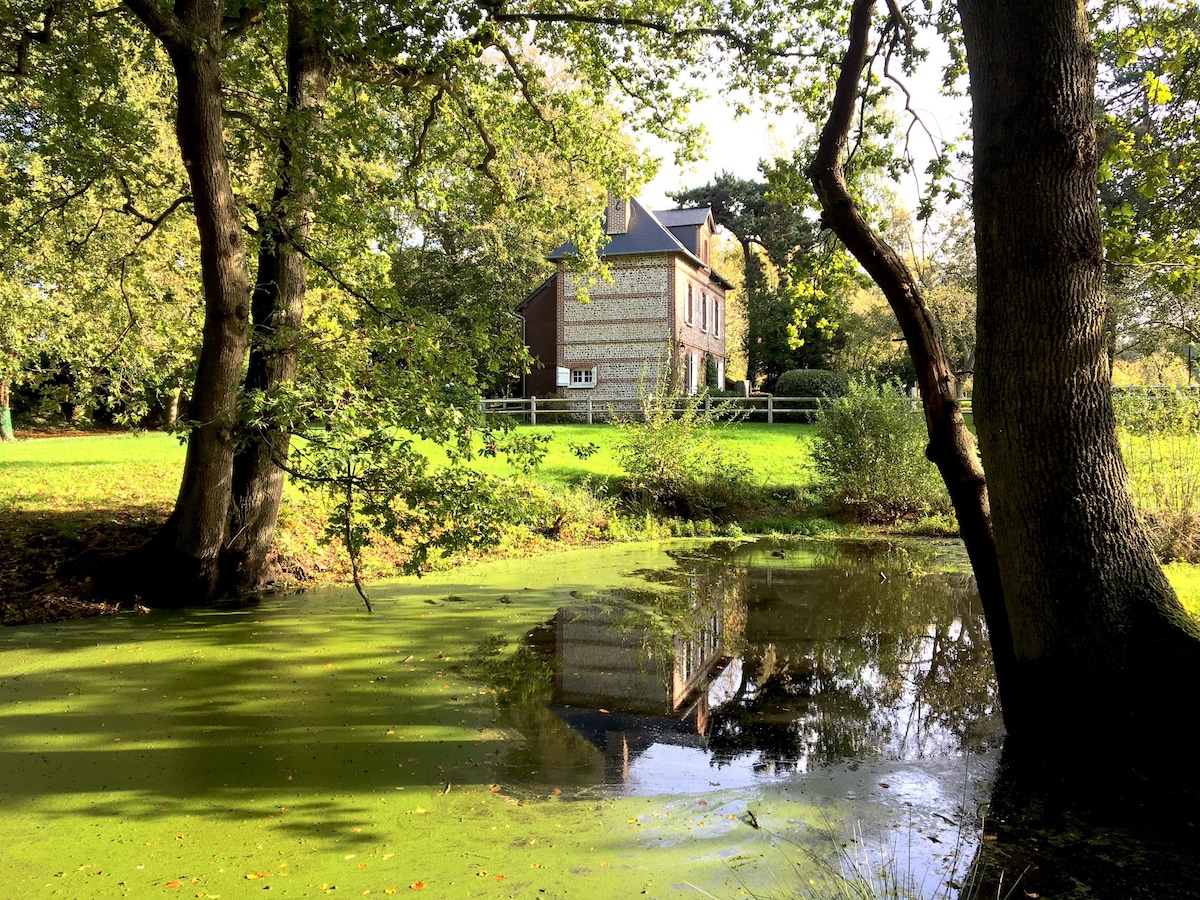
top-left (121, 0), bottom-right (250, 604)
top-left (0, 378), bottom-right (13, 440)
top-left (959, 0), bottom-right (1200, 749)
top-left (742, 244), bottom-right (767, 386)
top-left (221, 4), bottom-right (330, 595)
top-left (809, 0), bottom-right (1019, 717)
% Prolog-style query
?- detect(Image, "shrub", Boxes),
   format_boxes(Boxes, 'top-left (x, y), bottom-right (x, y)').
top-left (811, 378), bottom-right (950, 523)
top-left (774, 369), bottom-right (849, 422)
top-left (614, 363), bottom-right (749, 518)
top-left (774, 369), bottom-right (849, 399)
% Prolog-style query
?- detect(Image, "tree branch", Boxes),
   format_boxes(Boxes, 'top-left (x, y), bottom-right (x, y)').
top-left (120, 0), bottom-right (185, 48)
top-left (122, 193), bottom-right (194, 247)
top-left (807, 0), bottom-right (1018, 709)
top-left (490, 11), bottom-right (805, 59)
top-left (2, 0), bottom-right (64, 78)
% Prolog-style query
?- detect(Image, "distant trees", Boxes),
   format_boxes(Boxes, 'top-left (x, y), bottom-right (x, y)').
top-left (672, 169), bottom-right (858, 389)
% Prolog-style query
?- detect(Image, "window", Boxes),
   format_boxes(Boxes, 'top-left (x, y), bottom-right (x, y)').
top-left (714, 299), bottom-right (721, 337)
top-left (570, 367), bottom-right (596, 388)
top-left (686, 284), bottom-right (694, 324)
top-left (701, 292), bottom-right (708, 332)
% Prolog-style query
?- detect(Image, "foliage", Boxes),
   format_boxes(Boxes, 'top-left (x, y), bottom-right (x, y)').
top-left (774, 368), bottom-right (849, 399)
top-left (811, 378), bottom-right (950, 523)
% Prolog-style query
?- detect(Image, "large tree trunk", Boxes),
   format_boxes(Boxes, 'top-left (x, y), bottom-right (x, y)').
top-left (221, 5), bottom-right (330, 595)
top-left (959, 0), bottom-right (1200, 749)
top-left (809, 0), bottom-right (1019, 716)
top-left (122, 0), bottom-right (250, 604)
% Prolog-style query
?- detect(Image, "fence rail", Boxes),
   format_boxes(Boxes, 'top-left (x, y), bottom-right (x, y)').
top-left (480, 395), bottom-right (976, 425)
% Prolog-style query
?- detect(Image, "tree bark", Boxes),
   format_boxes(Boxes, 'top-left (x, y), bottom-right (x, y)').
top-left (221, 4), bottom-right (330, 595)
top-left (0, 378), bottom-right (13, 440)
top-left (122, 0), bottom-right (250, 604)
top-left (959, 0), bottom-right (1200, 749)
top-left (808, 0), bottom-right (1019, 717)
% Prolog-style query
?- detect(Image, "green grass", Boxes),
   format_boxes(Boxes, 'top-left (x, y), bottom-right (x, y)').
top-left (1165, 561), bottom-right (1200, 618)
top-left (440, 422), bottom-right (820, 495)
top-left (0, 431), bottom-right (185, 512)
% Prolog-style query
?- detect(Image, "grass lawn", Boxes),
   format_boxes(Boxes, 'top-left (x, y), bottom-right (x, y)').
top-left (464, 421), bottom-right (818, 493)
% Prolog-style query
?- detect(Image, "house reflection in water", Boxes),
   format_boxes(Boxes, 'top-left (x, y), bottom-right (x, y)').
top-left (511, 542), bottom-right (999, 788)
top-left (541, 589), bottom-right (738, 783)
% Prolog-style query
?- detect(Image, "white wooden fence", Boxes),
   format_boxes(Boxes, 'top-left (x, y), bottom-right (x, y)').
top-left (479, 396), bottom-right (975, 425)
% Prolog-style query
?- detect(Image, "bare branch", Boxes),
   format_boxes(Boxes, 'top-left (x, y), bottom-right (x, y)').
top-left (120, 0), bottom-right (185, 48)
top-left (335, 59), bottom-right (452, 90)
top-left (122, 194), bottom-right (194, 247)
top-left (409, 86), bottom-right (445, 174)
top-left (447, 86), bottom-right (501, 190)
top-left (494, 37), bottom-right (556, 138)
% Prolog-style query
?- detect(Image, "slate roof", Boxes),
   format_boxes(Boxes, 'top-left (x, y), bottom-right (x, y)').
top-left (653, 208), bottom-right (713, 228)
top-left (548, 198), bottom-right (732, 289)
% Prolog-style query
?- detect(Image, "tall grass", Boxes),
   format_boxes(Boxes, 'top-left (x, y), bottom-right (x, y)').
top-left (1113, 387), bottom-right (1200, 561)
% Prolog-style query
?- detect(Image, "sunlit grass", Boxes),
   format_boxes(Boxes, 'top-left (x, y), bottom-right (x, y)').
top-left (0, 432), bottom-right (185, 513)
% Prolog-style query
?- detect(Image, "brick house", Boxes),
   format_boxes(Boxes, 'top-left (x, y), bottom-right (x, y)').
top-left (517, 194), bottom-right (732, 399)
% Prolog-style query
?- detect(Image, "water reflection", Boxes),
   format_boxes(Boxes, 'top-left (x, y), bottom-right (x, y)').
top-left (473, 539), bottom-right (1002, 793)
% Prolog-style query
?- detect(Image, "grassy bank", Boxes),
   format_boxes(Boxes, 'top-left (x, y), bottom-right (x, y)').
top-left (0, 425), bottom-right (828, 622)
top-left (4, 424), bottom-right (1200, 623)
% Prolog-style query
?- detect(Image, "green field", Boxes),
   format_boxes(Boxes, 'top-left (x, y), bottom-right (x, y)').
top-left (0, 424), bottom-right (820, 511)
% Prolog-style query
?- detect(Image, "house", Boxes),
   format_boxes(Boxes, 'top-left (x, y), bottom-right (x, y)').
top-left (517, 194), bottom-right (733, 399)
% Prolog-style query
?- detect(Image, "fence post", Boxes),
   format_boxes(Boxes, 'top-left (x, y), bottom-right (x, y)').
top-left (587, 397), bottom-right (593, 425)
top-left (705, 396), bottom-right (711, 415)
top-left (530, 397), bottom-right (537, 426)
top-left (768, 396), bottom-right (774, 424)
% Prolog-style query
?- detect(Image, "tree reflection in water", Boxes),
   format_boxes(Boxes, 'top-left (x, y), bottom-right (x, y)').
top-left (470, 538), bottom-right (1002, 788)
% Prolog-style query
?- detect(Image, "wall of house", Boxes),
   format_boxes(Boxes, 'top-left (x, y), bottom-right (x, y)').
top-left (673, 258), bottom-right (727, 393)
top-left (518, 277), bottom-right (558, 397)
top-left (559, 254), bottom-right (674, 399)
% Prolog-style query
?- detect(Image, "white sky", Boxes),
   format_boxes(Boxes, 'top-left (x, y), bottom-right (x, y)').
top-left (637, 47), bottom-right (972, 215)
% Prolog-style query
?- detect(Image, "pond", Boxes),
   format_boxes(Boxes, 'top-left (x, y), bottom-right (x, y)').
top-left (1, 538), bottom-right (1196, 898)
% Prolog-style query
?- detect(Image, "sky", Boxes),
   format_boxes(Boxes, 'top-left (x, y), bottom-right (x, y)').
top-left (636, 47), bottom-right (972, 215)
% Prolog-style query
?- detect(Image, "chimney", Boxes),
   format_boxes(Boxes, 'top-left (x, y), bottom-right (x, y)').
top-left (605, 191), bottom-right (630, 235)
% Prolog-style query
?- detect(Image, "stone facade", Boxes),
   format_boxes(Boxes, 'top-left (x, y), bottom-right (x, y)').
top-left (518, 197), bottom-right (730, 400)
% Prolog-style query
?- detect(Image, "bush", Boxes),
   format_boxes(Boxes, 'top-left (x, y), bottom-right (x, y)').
top-left (774, 369), bottom-right (849, 399)
top-left (774, 369), bottom-right (849, 422)
top-left (811, 378), bottom-right (950, 523)
top-left (614, 364), bottom-right (749, 518)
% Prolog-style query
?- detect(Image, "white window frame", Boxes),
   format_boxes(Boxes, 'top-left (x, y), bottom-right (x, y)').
top-left (714, 299), bottom-right (721, 337)
top-left (570, 367), bottom-right (596, 388)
